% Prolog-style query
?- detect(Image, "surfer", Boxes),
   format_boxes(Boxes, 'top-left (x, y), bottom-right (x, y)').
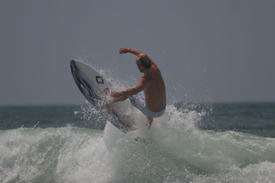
top-left (109, 47), bottom-right (166, 128)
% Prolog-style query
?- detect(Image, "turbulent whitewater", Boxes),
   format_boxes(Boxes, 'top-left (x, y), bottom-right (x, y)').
top-left (1, 74), bottom-right (275, 183)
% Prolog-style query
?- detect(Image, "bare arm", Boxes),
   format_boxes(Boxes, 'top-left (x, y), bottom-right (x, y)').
top-left (119, 47), bottom-right (157, 67)
top-left (110, 77), bottom-right (146, 98)
top-left (119, 47), bottom-right (143, 56)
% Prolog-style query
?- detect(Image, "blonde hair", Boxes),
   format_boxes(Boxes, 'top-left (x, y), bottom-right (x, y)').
top-left (136, 54), bottom-right (151, 68)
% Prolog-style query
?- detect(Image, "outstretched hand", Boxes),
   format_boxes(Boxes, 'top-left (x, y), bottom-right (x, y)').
top-left (109, 92), bottom-right (128, 103)
top-left (110, 92), bottom-right (121, 97)
top-left (119, 47), bottom-right (129, 54)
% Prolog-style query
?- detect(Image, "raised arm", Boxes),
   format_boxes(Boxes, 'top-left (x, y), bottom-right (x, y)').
top-left (119, 47), bottom-right (157, 66)
top-left (119, 47), bottom-right (143, 56)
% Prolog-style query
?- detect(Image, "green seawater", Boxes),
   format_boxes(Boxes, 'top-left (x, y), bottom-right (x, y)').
top-left (0, 103), bottom-right (275, 183)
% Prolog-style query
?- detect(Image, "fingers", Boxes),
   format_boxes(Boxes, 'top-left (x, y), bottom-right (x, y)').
top-left (110, 92), bottom-right (120, 97)
top-left (119, 47), bottom-right (128, 54)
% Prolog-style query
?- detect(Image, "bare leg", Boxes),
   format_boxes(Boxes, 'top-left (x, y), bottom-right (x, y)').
top-left (147, 116), bottom-right (153, 128)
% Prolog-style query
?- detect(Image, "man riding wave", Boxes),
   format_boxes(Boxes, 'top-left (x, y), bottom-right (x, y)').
top-left (109, 47), bottom-right (166, 128)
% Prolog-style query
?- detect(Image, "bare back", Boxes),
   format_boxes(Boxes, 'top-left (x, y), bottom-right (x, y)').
top-left (143, 63), bottom-right (166, 112)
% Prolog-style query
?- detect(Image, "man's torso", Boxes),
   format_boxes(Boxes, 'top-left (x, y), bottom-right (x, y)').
top-left (143, 64), bottom-right (166, 112)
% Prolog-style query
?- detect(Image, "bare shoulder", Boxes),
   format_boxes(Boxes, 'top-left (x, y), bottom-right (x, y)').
top-left (139, 76), bottom-right (147, 82)
top-left (147, 56), bottom-right (157, 68)
top-left (139, 76), bottom-right (149, 86)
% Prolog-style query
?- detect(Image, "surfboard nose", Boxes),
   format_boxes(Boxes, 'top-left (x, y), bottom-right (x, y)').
top-left (70, 59), bottom-right (76, 66)
top-left (70, 60), bottom-right (78, 74)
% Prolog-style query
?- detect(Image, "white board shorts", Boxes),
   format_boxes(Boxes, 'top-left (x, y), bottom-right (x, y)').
top-left (128, 94), bottom-right (165, 118)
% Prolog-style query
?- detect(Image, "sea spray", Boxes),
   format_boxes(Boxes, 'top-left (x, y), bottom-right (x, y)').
top-left (1, 67), bottom-right (275, 182)
top-left (1, 104), bottom-right (275, 182)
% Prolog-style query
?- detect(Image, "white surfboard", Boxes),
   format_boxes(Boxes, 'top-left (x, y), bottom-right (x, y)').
top-left (70, 60), bottom-right (136, 133)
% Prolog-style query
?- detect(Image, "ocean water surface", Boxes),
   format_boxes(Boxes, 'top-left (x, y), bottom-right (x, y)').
top-left (1, 102), bottom-right (275, 183)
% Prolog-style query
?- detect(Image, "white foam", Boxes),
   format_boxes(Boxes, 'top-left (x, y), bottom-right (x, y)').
top-left (1, 105), bottom-right (275, 183)
top-left (98, 69), bottom-right (275, 180)
top-left (2, 68), bottom-right (275, 182)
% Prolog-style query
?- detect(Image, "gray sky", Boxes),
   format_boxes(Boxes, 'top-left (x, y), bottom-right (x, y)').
top-left (1, 0), bottom-right (275, 105)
